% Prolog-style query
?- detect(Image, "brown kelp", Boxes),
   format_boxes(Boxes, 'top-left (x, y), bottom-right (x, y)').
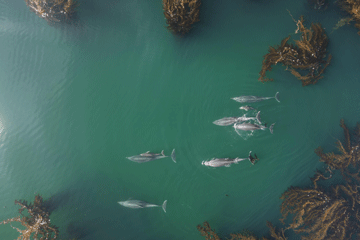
top-left (163, 0), bottom-right (201, 35)
top-left (259, 16), bottom-right (331, 86)
top-left (336, 0), bottom-right (360, 35)
top-left (197, 221), bottom-right (287, 240)
top-left (280, 186), bottom-right (356, 240)
top-left (0, 194), bottom-right (59, 239)
top-left (280, 120), bottom-right (360, 240)
top-left (315, 119), bottom-right (360, 180)
top-left (25, 0), bottom-right (78, 23)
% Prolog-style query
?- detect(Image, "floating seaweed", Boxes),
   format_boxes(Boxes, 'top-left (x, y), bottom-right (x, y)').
top-left (332, 17), bottom-right (353, 33)
top-left (0, 194), bottom-right (59, 239)
top-left (162, 0), bottom-right (201, 35)
top-left (315, 119), bottom-right (360, 181)
top-left (280, 183), bottom-right (360, 240)
top-left (336, 0), bottom-right (360, 35)
top-left (25, 0), bottom-right (78, 23)
top-left (259, 16), bottom-right (332, 86)
top-left (197, 221), bottom-right (287, 240)
top-left (280, 120), bottom-right (360, 240)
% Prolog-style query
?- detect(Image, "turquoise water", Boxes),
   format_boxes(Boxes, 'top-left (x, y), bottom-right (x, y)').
top-left (1, 0), bottom-right (360, 239)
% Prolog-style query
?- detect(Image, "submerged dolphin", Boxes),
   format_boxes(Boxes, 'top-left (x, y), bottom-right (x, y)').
top-left (239, 106), bottom-right (256, 111)
top-left (233, 122), bottom-right (275, 134)
top-left (213, 111), bottom-right (261, 126)
top-left (127, 149), bottom-right (176, 163)
top-left (118, 199), bottom-right (167, 213)
top-left (201, 151), bottom-right (259, 167)
top-left (232, 92), bottom-right (280, 103)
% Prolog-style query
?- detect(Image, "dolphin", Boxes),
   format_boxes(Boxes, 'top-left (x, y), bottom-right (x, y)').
top-left (236, 111), bottom-right (261, 124)
top-left (118, 199), bottom-right (167, 213)
top-left (232, 92), bottom-right (280, 103)
top-left (233, 122), bottom-right (275, 134)
top-left (213, 117), bottom-right (241, 126)
top-left (213, 111), bottom-right (261, 126)
top-left (239, 106), bottom-right (256, 111)
top-left (201, 151), bottom-right (259, 167)
top-left (127, 149), bottom-right (176, 163)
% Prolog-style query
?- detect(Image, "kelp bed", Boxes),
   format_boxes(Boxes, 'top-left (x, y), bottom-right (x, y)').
top-left (259, 16), bottom-right (332, 86)
top-left (25, 0), bottom-right (77, 23)
top-left (163, 0), bottom-right (201, 35)
top-left (198, 120), bottom-right (360, 240)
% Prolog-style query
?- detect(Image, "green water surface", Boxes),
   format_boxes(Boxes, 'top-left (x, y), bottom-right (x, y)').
top-left (1, 0), bottom-right (360, 239)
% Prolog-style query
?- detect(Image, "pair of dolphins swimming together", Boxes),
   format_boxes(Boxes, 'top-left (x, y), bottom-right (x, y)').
top-left (213, 110), bottom-right (275, 134)
top-left (126, 149), bottom-right (176, 163)
top-left (121, 150), bottom-right (174, 213)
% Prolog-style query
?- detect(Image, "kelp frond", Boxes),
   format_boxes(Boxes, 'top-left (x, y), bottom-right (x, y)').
top-left (163, 0), bottom-right (201, 35)
top-left (280, 186), bottom-right (356, 240)
top-left (337, 0), bottom-right (360, 35)
top-left (259, 16), bottom-right (331, 86)
top-left (0, 194), bottom-right (59, 240)
top-left (315, 119), bottom-right (360, 172)
top-left (197, 221), bottom-right (222, 240)
top-left (25, 0), bottom-right (78, 23)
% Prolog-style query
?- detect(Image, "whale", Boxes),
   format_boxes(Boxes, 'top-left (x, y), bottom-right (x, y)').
top-left (233, 122), bottom-right (275, 134)
top-left (232, 92), bottom-right (280, 103)
top-left (118, 199), bottom-right (167, 213)
top-left (127, 149), bottom-right (176, 163)
top-left (213, 111), bottom-right (261, 126)
top-left (201, 151), bottom-right (258, 167)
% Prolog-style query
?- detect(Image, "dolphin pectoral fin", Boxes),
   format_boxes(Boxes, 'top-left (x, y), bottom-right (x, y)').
top-left (161, 150), bottom-right (165, 156)
top-left (225, 164), bottom-right (231, 167)
top-left (162, 200), bottom-right (167, 213)
top-left (171, 149), bottom-right (176, 163)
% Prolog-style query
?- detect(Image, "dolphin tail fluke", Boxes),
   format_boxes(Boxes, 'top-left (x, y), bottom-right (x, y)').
top-left (171, 149), bottom-right (176, 163)
top-left (275, 92), bottom-right (280, 102)
top-left (162, 200), bottom-right (167, 213)
top-left (269, 123), bottom-right (275, 134)
top-left (256, 111), bottom-right (261, 124)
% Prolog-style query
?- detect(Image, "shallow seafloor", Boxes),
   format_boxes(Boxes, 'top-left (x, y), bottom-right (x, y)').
top-left (1, 0), bottom-right (360, 239)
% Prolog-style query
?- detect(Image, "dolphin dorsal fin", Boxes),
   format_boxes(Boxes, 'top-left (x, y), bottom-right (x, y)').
top-left (146, 151), bottom-right (150, 153)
